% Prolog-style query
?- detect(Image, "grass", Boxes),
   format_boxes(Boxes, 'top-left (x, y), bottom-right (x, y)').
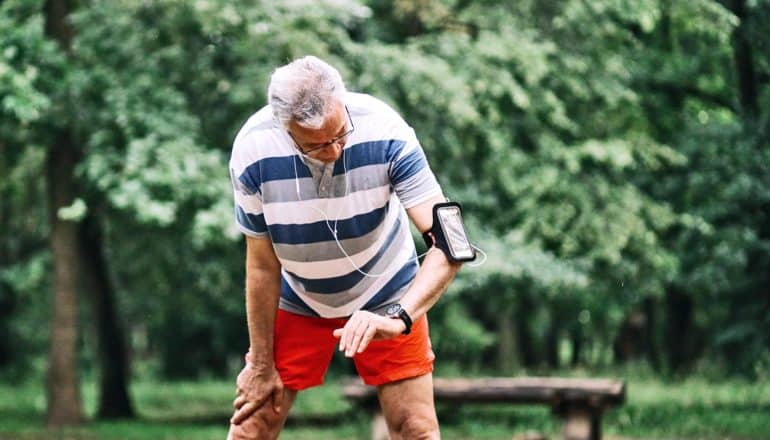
top-left (0, 376), bottom-right (769, 439)
top-left (606, 378), bottom-right (770, 438)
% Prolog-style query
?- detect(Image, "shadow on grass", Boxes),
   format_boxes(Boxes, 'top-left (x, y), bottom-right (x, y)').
top-left (0, 411), bottom-right (359, 440)
top-left (137, 410), bottom-right (352, 428)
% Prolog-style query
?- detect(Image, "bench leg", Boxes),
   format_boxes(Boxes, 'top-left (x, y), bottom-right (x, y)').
top-left (562, 407), bottom-right (601, 440)
top-left (371, 409), bottom-right (389, 440)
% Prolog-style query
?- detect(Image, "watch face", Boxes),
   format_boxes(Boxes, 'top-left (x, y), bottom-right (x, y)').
top-left (386, 304), bottom-right (402, 316)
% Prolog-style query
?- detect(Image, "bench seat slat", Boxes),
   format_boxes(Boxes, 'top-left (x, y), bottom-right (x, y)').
top-left (344, 377), bottom-right (625, 407)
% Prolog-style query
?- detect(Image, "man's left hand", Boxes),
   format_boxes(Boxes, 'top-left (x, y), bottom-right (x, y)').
top-left (332, 310), bottom-right (406, 357)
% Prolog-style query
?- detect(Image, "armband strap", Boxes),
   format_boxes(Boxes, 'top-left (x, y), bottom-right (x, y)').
top-left (422, 201), bottom-right (476, 262)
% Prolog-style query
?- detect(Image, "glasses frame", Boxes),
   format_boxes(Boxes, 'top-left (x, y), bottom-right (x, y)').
top-left (287, 106), bottom-right (355, 156)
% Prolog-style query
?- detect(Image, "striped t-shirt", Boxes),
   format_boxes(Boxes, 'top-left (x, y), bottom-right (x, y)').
top-left (229, 92), bottom-right (442, 318)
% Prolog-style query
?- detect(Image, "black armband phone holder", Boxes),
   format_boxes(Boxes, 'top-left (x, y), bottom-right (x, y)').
top-left (422, 201), bottom-right (476, 262)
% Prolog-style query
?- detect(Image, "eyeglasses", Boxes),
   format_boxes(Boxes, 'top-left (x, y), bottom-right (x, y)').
top-left (287, 106), bottom-right (355, 156)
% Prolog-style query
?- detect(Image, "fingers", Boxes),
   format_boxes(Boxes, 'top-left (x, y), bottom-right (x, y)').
top-left (357, 324), bottom-right (378, 354)
top-left (339, 318), bottom-right (354, 353)
top-left (335, 311), bottom-right (390, 357)
top-left (346, 321), bottom-right (369, 357)
top-left (272, 384), bottom-right (284, 414)
top-left (233, 395), bottom-right (247, 410)
top-left (339, 313), bottom-right (365, 356)
top-left (230, 382), bottom-right (272, 424)
top-left (230, 401), bottom-right (257, 425)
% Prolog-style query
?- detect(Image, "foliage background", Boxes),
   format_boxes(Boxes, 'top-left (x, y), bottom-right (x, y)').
top-left (1, 0), bottom-right (769, 434)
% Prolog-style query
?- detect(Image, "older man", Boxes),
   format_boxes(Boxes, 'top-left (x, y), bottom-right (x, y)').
top-left (227, 56), bottom-right (467, 439)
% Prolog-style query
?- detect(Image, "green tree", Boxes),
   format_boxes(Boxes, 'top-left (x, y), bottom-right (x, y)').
top-left (2, 2), bottom-right (769, 417)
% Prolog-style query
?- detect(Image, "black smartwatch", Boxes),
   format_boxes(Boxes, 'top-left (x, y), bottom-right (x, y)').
top-left (385, 303), bottom-right (412, 335)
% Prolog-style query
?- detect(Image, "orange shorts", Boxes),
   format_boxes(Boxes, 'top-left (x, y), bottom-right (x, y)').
top-left (273, 309), bottom-right (434, 390)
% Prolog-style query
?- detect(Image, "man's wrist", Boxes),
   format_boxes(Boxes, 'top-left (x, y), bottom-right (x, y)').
top-left (245, 349), bottom-right (274, 369)
top-left (385, 303), bottom-right (413, 335)
top-left (390, 317), bottom-right (407, 334)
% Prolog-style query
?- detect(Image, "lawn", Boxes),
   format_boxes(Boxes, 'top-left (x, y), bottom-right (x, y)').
top-left (0, 376), bottom-right (768, 439)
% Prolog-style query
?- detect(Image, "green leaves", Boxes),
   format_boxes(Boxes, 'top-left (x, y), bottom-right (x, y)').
top-left (0, 3), bottom-right (59, 128)
top-left (1, 0), bottom-right (768, 377)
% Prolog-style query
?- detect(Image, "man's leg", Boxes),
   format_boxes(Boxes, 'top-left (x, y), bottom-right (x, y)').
top-left (227, 388), bottom-right (298, 440)
top-left (376, 373), bottom-right (439, 440)
top-left (227, 310), bottom-right (343, 439)
top-left (353, 316), bottom-right (437, 439)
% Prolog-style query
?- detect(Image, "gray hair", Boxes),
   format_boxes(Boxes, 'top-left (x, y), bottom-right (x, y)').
top-left (267, 56), bottom-right (347, 130)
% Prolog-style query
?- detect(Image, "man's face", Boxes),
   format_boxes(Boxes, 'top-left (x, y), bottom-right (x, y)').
top-left (288, 101), bottom-right (350, 164)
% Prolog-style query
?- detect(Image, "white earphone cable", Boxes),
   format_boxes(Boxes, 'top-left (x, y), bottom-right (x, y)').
top-left (293, 149), bottom-right (434, 278)
top-left (291, 147), bottom-right (486, 277)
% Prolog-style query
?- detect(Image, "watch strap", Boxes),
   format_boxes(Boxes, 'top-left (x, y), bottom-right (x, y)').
top-left (397, 308), bottom-right (412, 335)
top-left (386, 304), bottom-right (412, 335)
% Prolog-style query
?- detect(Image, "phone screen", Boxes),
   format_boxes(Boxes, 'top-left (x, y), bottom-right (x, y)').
top-left (437, 206), bottom-right (475, 261)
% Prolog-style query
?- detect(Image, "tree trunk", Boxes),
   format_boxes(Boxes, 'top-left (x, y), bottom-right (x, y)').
top-left (45, 129), bottom-right (84, 426)
top-left (545, 312), bottom-right (560, 368)
top-left (727, 0), bottom-right (759, 120)
top-left (664, 286), bottom-right (694, 372)
top-left (497, 303), bottom-right (519, 374)
top-left (612, 307), bottom-right (649, 363)
top-left (78, 214), bottom-right (135, 419)
top-left (516, 293), bottom-right (538, 367)
top-left (44, 0), bottom-right (83, 426)
top-left (0, 139), bottom-right (14, 369)
top-left (643, 296), bottom-right (662, 371)
top-left (570, 325), bottom-right (582, 367)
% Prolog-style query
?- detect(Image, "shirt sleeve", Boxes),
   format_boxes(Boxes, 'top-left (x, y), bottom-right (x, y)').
top-left (230, 154), bottom-right (269, 238)
top-left (388, 121), bottom-right (442, 209)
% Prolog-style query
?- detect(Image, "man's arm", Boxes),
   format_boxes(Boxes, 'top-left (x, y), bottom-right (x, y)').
top-left (244, 235), bottom-right (282, 364)
top-left (230, 235), bottom-right (284, 424)
top-left (335, 193), bottom-right (462, 356)
top-left (398, 193), bottom-right (462, 322)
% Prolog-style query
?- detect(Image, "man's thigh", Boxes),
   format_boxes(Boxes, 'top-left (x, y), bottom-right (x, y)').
top-left (274, 310), bottom-right (345, 390)
top-left (353, 316), bottom-right (434, 386)
top-left (377, 373), bottom-right (439, 440)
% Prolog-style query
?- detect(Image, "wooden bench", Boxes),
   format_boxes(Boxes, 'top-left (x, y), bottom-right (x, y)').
top-left (343, 377), bottom-right (626, 440)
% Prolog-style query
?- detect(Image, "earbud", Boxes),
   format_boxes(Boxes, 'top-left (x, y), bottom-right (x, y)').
top-left (292, 155), bottom-right (302, 200)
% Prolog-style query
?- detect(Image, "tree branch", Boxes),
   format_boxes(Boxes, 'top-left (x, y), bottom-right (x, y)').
top-left (638, 79), bottom-right (737, 113)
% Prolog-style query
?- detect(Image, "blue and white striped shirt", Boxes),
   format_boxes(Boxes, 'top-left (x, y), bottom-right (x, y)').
top-left (230, 93), bottom-right (442, 318)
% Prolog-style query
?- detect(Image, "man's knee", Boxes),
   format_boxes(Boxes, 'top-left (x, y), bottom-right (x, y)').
top-left (391, 411), bottom-right (440, 439)
top-left (228, 408), bottom-right (285, 440)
